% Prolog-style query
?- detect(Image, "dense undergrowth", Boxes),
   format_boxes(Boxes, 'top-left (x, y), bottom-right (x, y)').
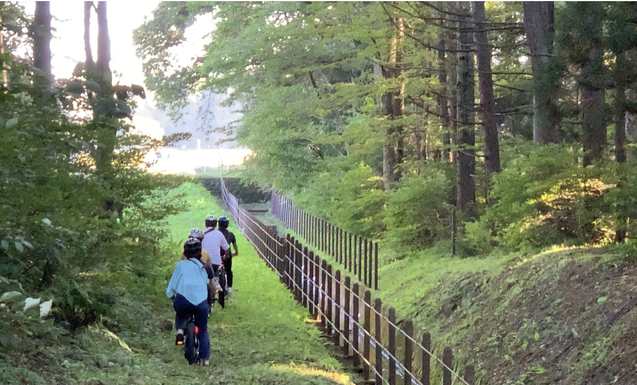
top-left (0, 182), bottom-right (354, 384)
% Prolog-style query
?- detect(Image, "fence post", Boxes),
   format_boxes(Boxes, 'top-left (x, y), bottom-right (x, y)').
top-left (363, 290), bottom-right (371, 380)
top-left (352, 283), bottom-right (360, 367)
top-left (465, 364), bottom-right (475, 385)
top-left (374, 298), bottom-right (383, 385)
top-left (443, 347), bottom-right (453, 385)
top-left (321, 259), bottom-right (327, 328)
top-left (334, 269), bottom-right (341, 346)
top-left (421, 332), bottom-right (431, 385)
top-left (363, 239), bottom-right (368, 286)
top-left (314, 254), bottom-right (321, 321)
top-left (302, 246), bottom-right (309, 308)
top-left (343, 276), bottom-right (351, 356)
top-left (285, 234), bottom-right (292, 290)
top-left (404, 319), bottom-right (413, 385)
top-left (358, 236), bottom-right (363, 282)
top-left (374, 242), bottom-right (379, 290)
top-left (327, 264), bottom-right (333, 336)
top-left (348, 233), bottom-right (353, 273)
top-left (388, 307), bottom-right (396, 385)
top-left (368, 240), bottom-right (373, 287)
top-left (308, 251), bottom-right (315, 315)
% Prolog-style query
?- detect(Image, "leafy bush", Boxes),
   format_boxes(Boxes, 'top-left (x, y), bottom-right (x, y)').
top-left (383, 162), bottom-right (455, 252)
top-left (468, 145), bottom-right (617, 252)
top-left (299, 159), bottom-right (385, 238)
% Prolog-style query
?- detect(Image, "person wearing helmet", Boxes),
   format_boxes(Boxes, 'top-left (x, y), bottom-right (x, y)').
top-left (218, 216), bottom-right (238, 297)
top-left (181, 228), bottom-right (212, 266)
top-left (201, 215), bottom-right (230, 292)
top-left (166, 238), bottom-right (214, 366)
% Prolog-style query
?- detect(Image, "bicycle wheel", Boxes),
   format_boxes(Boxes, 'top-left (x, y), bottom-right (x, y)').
top-left (218, 268), bottom-right (228, 308)
top-left (184, 321), bottom-right (197, 364)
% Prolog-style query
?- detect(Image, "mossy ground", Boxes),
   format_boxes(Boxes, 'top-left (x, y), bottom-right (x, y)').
top-left (0, 182), bottom-right (355, 385)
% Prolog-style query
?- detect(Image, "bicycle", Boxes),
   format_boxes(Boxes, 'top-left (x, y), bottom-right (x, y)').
top-left (217, 262), bottom-right (229, 308)
top-left (177, 314), bottom-right (200, 365)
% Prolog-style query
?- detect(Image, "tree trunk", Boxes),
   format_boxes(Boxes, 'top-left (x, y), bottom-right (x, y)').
top-left (33, 2), bottom-right (52, 82)
top-left (580, 6), bottom-right (605, 167)
top-left (615, 52), bottom-right (627, 243)
top-left (615, 53), bottom-right (627, 165)
top-left (436, 15), bottom-right (452, 163)
top-left (523, 2), bottom-right (559, 144)
top-left (84, 1), bottom-right (94, 65)
top-left (473, 1), bottom-right (500, 179)
top-left (382, 17), bottom-right (404, 190)
top-left (456, 2), bottom-right (476, 214)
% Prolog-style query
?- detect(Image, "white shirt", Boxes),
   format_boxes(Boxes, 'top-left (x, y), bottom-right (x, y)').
top-left (202, 227), bottom-right (229, 265)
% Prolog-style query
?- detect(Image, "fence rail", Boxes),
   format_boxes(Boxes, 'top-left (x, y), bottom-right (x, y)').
top-left (271, 191), bottom-right (379, 290)
top-left (220, 178), bottom-right (479, 385)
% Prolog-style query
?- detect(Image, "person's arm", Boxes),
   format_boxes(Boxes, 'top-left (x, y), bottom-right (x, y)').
top-left (166, 263), bottom-right (181, 299)
top-left (230, 233), bottom-right (238, 256)
top-left (204, 264), bottom-right (214, 280)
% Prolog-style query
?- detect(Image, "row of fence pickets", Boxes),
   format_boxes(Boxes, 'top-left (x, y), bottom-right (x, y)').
top-left (220, 179), bottom-right (478, 385)
top-left (271, 192), bottom-right (380, 290)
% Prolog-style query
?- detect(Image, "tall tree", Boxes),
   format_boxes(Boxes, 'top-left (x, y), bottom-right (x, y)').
top-left (33, 1), bottom-right (51, 82)
top-left (436, 16), bottom-right (452, 163)
top-left (577, 3), bottom-right (606, 167)
top-left (523, 1), bottom-right (560, 144)
top-left (456, 2), bottom-right (476, 213)
top-left (382, 16), bottom-right (405, 190)
top-left (473, 1), bottom-right (501, 178)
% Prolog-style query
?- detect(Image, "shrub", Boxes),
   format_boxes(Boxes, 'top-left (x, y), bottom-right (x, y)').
top-left (383, 162), bottom-right (455, 252)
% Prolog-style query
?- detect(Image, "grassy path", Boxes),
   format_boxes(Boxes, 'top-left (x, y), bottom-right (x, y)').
top-left (152, 182), bottom-right (355, 384)
top-left (0, 182), bottom-right (354, 385)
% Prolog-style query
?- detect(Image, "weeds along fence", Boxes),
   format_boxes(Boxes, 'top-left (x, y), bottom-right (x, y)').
top-left (271, 191), bottom-right (379, 290)
top-left (221, 179), bottom-right (478, 385)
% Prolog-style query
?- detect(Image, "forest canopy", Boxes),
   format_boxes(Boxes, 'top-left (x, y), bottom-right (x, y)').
top-left (135, 1), bottom-right (637, 256)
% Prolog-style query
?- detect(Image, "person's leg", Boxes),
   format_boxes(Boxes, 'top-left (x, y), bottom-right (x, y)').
top-left (194, 300), bottom-right (211, 361)
top-left (172, 294), bottom-right (190, 341)
top-left (225, 256), bottom-right (233, 289)
top-left (211, 264), bottom-right (222, 291)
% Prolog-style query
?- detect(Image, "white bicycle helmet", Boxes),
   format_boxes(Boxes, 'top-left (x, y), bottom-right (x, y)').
top-left (205, 214), bottom-right (216, 221)
top-left (189, 228), bottom-right (205, 240)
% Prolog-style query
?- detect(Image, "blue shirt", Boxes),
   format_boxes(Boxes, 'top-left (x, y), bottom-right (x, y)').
top-left (166, 259), bottom-right (209, 305)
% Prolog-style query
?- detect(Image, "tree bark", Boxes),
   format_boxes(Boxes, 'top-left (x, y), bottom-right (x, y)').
top-left (84, 1), bottom-right (94, 65)
top-left (437, 24), bottom-right (452, 163)
top-left (456, 2), bottom-right (476, 214)
top-left (523, 2), bottom-right (560, 144)
top-left (382, 17), bottom-right (404, 190)
top-left (615, 52), bottom-right (627, 243)
top-left (473, 1), bottom-right (501, 178)
top-left (615, 53), bottom-right (627, 165)
top-left (580, 5), bottom-right (605, 167)
top-left (33, 2), bottom-right (52, 82)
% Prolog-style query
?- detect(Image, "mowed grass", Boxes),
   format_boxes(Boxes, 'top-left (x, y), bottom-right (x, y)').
top-left (155, 182), bottom-right (354, 384)
top-left (46, 182), bottom-right (354, 385)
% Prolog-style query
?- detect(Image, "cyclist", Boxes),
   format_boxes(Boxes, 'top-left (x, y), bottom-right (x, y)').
top-left (201, 215), bottom-right (230, 292)
top-left (181, 228), bottom-right (212, 266)
top-left (182, 228), bottom-right (215, 306)
top-left (166, 238), bottom-right (213, 366)
top-left (218, 216), bottom-right (238, 297)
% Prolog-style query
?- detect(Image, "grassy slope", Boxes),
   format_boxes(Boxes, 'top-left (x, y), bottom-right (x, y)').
top-left (257, 209), bottom-right (637, 384)
top-left (0, 182), bottom-right (354, 385)
top-left (377, 244), bottom-right (637, 385)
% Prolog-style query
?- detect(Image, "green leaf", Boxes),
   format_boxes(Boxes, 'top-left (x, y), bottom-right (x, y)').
top-left (534, 332), bottom-right (540, 341)
top-left (1, 241), bottom-right (8, 251)
top-left (5, 117), bottom-right (18, 129)
top-left (42, 218), bottom-right (52, 226)
top-left (14, 242), bottom-right (24, 253)
top-left (597, 296), bottom-right (608, 303)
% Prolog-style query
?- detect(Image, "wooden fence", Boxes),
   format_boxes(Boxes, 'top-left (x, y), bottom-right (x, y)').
top-left (221, 179), bottom-right (478, 385)
top-left (271, 191), bottom-right (379, 290)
